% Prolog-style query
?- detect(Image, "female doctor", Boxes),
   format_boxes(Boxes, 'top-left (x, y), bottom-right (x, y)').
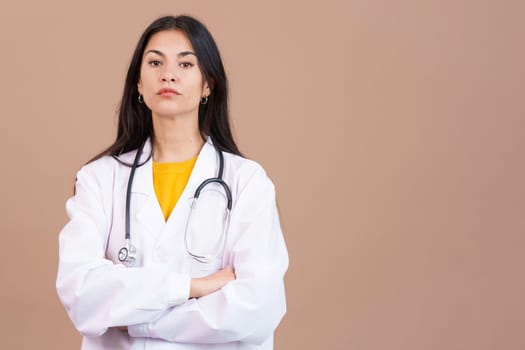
top-left (56, 15), bottom-right (288, 350)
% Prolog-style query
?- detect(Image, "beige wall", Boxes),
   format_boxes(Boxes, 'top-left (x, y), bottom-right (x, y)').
top-left (1, 0), bottom-right (524, 349)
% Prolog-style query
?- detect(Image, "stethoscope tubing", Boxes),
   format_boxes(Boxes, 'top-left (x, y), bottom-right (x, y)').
top-left (125, 142), bottom-right (145, 240)
top-left (193, 151), bottom-right (232, 210)
top-left (116, 140), bottom-right (232, 264)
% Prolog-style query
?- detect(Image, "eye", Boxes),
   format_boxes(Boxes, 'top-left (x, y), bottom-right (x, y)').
top-left (148, 60), bottom-right (162, 67)
top-left (180, 62), bottom-right (194, 68)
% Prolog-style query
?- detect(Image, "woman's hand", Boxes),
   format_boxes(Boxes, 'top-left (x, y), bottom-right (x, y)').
top-left (190, 266), bottom-right (236, 298)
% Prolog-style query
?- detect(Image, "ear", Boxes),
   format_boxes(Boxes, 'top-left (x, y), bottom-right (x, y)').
top-left (202, 80), bottom-right (211, 97)
top-left (203, 77), bottom-right (215, 97)
top-left (137, 79), bottom-right (143, 95)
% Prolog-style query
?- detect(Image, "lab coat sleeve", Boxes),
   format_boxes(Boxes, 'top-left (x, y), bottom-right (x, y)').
top-left (128, 166), bottom-right (288, 344)
top-left (56, 161), bottom-right (191, 337)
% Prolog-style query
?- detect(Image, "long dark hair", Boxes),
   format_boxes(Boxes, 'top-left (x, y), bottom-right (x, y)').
top-left (90, 15), bottom-right (241, 163)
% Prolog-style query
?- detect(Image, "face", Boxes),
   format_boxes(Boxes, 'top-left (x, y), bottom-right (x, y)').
top-left (137, 30), bottom-right (210, 119)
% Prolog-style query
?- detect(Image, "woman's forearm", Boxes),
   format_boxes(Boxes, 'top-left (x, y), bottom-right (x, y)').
top-left (189, 267), bottom-right (236, 298)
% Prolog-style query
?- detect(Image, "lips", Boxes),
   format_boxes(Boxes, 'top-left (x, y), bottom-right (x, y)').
top-left (157, 87), bottom-right (181, 96)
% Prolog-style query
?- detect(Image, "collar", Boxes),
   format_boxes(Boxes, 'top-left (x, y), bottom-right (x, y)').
top-left (122, 137), bottom-right (219, 197)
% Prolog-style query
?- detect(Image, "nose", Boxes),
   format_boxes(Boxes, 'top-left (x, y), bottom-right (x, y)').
top-left (161, 75), bottom-right (176, 83)
top-left (161, 66), bottom-right (177, 83)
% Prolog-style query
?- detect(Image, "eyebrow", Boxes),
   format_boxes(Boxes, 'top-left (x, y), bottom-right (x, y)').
top-left (144, 49), bottom-right (196, 57)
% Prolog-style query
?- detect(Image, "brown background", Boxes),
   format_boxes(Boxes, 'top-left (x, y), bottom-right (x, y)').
top-left (1, 0), bottom-right (524, 349)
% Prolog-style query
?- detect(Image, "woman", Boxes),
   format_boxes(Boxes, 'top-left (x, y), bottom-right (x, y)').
top-left (56, 15), bottom-right (288, 350)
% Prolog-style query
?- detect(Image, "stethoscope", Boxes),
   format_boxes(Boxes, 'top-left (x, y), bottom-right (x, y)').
top-left (113, 140), bottom-right (232, 265)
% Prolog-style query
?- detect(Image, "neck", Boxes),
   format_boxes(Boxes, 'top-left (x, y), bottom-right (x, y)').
top-left (151, 113), bottom-right (205, 163)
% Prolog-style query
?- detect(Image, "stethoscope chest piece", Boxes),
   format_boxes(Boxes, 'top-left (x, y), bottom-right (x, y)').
top-left (118, 239), bottom-right (137, 264)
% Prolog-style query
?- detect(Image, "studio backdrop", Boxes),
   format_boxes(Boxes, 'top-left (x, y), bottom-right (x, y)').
top-left (1, 0), bottom-right (524, 349)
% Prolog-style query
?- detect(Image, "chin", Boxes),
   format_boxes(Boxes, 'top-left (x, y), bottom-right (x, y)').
top-left (151, 108), bottom-right (196, 120)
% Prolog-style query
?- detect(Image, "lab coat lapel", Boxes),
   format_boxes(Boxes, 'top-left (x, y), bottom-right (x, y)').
top-left (165, 138), bottom-right (218, 226)
top-left (125, 138), bottom-right (219, 239)
top-left (128, 140), bottom-right (166, 237)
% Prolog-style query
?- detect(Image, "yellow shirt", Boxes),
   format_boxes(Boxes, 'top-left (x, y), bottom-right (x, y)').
top-left (152, 156), bottom-right (198, 221)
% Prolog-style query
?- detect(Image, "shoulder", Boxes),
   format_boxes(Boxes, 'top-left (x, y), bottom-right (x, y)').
top-left (75, 155), bottom-right (121, 191)
top-left (223, 152), bottom-right (268, 179)
top-left (79, 155), bottom-right (118, 176)
top-left (222, 152), bottom-right (275, 195)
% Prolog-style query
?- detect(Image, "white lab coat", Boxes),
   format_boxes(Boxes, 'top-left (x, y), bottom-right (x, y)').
top-left (56, 138), bottom-right (288, 350)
